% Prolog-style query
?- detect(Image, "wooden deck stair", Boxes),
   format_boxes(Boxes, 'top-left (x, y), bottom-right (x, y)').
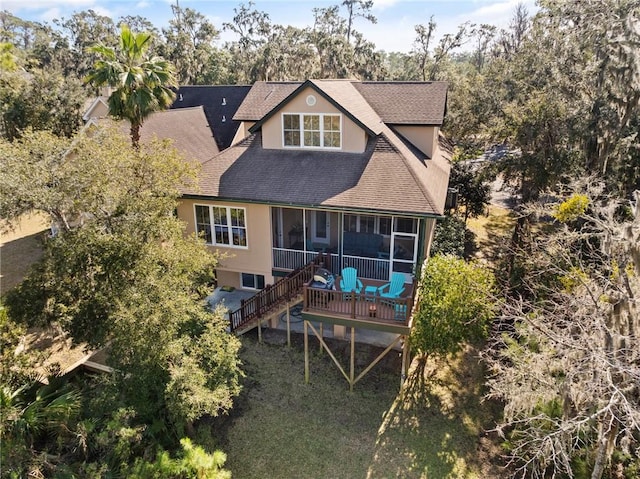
top-left (229, 257), bottom-right (323, 335)
top-left (232, 293), bottom-right (303, 336)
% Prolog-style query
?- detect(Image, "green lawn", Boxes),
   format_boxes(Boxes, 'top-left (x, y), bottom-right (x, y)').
top-left (214, 330), bottom-right (503, 479)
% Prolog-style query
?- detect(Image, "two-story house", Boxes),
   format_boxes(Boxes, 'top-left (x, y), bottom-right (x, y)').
top-left (177, 79), bottom-right (451, 295)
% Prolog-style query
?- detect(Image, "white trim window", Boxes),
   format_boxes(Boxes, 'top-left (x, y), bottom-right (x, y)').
top-left (241, 273), bottom-right (265, 290)
top-left (195, 205), bottom-right (247, 248)
top-left (282, 113), bottom-right (341, 148)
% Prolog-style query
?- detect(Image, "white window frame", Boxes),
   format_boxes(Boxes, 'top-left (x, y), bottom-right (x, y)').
top-left (240, 272), bottom-right (265, 290)
top-left (281, 113), bottom-right (342, 149)
top-left (194, 204), bottom-right (248, 249)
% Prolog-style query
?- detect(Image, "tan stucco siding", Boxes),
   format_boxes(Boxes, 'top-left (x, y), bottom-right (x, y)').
top-left (394, 125), bottom-right (438, 158)
top-left (232, 121), bottom-right (255, 144)
top-left (261, 86), bottom-right (367, 152)
top-left (177, 199), bottom-right (275, 288)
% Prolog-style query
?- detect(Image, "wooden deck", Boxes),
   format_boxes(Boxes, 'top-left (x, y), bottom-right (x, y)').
top-left (302, 279), bottom-right (415, 335)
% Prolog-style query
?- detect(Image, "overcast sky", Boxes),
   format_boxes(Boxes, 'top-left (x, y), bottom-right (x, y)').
top-left (5, 0), bottom-right (539, 53)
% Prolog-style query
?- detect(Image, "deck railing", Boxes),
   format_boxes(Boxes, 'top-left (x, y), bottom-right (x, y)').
top-left (303, 286), bottom-right (413, 325)
top-left (229, 256), bottom-right (324, 333)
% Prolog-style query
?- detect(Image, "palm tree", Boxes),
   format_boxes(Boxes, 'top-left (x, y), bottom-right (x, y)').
top-left (86, 25), bottom-right (177, 148)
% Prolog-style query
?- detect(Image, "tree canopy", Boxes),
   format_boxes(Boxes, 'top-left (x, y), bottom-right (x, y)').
top-left (1, 127), bottom-right (242, 475)
top-left (86, 25), bottom-right (177, 147)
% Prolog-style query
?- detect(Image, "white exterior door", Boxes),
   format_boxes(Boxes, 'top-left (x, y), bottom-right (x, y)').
top-left (311, 210), bottom-right (330, 244)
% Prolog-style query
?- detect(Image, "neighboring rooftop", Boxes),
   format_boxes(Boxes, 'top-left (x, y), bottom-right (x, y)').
top-left (171, 85), bottom-right (251, 150)
top-left (140, 106), bottom-right (220, 162)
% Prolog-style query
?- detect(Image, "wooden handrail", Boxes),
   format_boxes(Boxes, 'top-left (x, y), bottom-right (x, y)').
top-left (229, 255), bottom-right (324, 333)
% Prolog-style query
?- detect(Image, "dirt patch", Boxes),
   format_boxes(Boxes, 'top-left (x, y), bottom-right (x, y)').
top-left (19, 326), bottom-right (92, 376)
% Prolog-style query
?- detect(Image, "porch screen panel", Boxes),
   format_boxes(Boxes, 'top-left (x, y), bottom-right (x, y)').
top-left (360, 215), bottom-right (375, 233)
top-left (344, 214), bottom-right (358, 232)
top-left (195, 205), bottom-right (212, 244)
top-left (213, 206), bottom-right (230, 245)
top-left (394, 217), bottom-right (418, 234)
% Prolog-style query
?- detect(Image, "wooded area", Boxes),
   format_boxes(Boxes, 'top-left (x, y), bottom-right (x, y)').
top-left (1, 0), bottom-right (639, 477)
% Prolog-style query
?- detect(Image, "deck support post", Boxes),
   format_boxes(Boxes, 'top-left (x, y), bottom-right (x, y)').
top-left (257, 317), bottom-right (262, 343)
top-left (319, 323), bottom-right (323, 353)
top-left (286, 302), bottom-right (291, 348)
top-left (304, 320), bottom-right (310, 384)
top-left (401, 334), bottom-right (410, 386)
top-left (349, 327), bottom-right (355, 393)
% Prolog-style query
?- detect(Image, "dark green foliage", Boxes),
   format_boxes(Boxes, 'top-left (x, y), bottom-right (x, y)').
top-left (449, 160), bottom-right (492, 222)
top-left (2, 126), bottom-right (242, 475)
top-left (411, 255), bottom-right (496, 358)
top-left (430, 215), bottom-right (467, 258)
top-left (86, 25), bottom-right (177, 147)
top-left (1, 371), bottom-right (82, 477)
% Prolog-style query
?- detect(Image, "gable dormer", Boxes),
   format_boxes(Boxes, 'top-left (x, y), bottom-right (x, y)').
top-left (260, 86), bottom-right (368, 153)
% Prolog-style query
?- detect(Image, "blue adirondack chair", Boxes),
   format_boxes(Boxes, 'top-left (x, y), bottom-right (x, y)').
top-left (340, 267), bottom-right (363, 295)
top-left (378, 272), bottom-right (405, 298)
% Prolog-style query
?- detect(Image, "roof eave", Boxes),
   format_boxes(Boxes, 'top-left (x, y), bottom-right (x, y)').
top-left (179, 194), bottom-right (443, 218)
top-left (246, 80), bottom-right (377, 137)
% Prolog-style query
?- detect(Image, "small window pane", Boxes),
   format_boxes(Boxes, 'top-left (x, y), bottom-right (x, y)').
top-left (241, 273), bottom-right (255, 289)
top-left (283, 114), bottom-right (299, 129)
top-left (304, 131), bottom-right (320, 146)
top-left (323, 115), bottom-right (339, 131)
top-left (213, 207), bottom-right (227, 225)
top-left (323, 132), bottom-right (340, 147)
top-left (231, 208), bottom-right (245, 227)
top-left (284, 131), bottom-right (300, 146)
top-left (215, 225), bottom-right (229, 245)
top-left (241, 273), bottom-right (265, 290)
top-left (232, 227), bottom-right (246, 246)
top-left (283, 115), bottom-right (301, 146)
top-left (195, 206), bottom-right (212, 244)
top-left (303, 115), bottom-right (319, 130)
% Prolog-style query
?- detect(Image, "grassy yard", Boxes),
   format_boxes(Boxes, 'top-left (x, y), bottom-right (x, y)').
top-left (215, 330), bottom-right (504, 479)
top-left (466, 205), bottom-right (515, 264)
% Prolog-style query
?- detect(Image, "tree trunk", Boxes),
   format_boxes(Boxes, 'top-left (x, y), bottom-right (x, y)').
top-left (130, 123), bottom-right (141, 149)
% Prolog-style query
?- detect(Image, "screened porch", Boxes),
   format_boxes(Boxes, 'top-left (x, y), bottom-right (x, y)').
top-left (271, 207), bottom-right (420, 282)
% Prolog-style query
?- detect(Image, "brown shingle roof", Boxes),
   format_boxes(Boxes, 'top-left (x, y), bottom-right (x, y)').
top-left (137, 107), bottom-right (219, 163)
top-left (234, 80), bottom-right (448, 126)
top-left (182, 131), bottom-right (450, 216)
top-left (353, 82), bottom-right (448, 125)
top-left (233, 82), bottom-right (299, 121)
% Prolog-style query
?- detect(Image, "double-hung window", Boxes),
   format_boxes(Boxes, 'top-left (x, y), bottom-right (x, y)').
top-left (283, 113), bottom-right (341, 148)
top-left (195, 205), bottom-right (247, 247)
